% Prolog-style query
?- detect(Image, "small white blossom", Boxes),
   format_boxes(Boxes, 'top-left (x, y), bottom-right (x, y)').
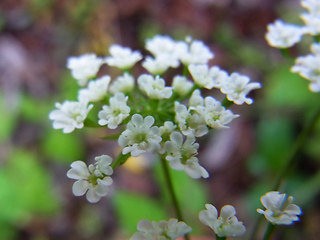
top-left (203, 97), bottom-right (239, 128)
top-left (78, 75), bottom-right (111, 103)
top-left (291, 53), bottom-right (320, 92)
top-left (109, 73), bottom-right (135, 94)
top-left (265, 20), bottom-right (305, 48)
top-left (130, 218), bottom-right (192, 240)
top-left (67, 53), bottom-right (103, 86)
top-left (142, 55), bottom-right (179, 75)
top-left (146, 35), bottom-right (178, 57)
top-left (158, 121), bottom-right (177, 154)
top-left (257, 191), bottom-right (302, 225)
top-left (49, 101), bottom-right (93, 134)
top-left (189, 89), bottom-right (204, 107)
top-left (118, 114), bottom-right (162, 157)
top-left (105, 44), bottom-right (142, 69)
top-left (220, 73), bottom-right (261, 105)
top-left (175, 102), bottom-right (208, 137)
top-left (178, 39), bottom-right (214, 65)
top-left (301, 0), bottom-right (320, 16)
top-left (172, 75), bottom-right (194, 96)
top-left (138, 74), bottom-right (172, 99)
top-left (98, 93), bottom-right (131, 129)
top-left (66, 155), bottom-right (113, 203)
top-left (199, 204), bottom-right (246, 237)
top-left (188, 64), bottom-right (226, 89)
top-left (165, 132), bottom-right (209, 179)
top-left (300, 13), bottom-right (320, 35)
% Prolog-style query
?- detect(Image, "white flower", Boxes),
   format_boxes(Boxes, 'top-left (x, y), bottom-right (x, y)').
top-left (145, 35), bottom-right (178, 57)
top-left (291, 53), bottom-right (320, 92)
top-left (138, 74), bottom-right (172, 99)
top-left (142, 55), bottom-right (179, 75)
top-left (300, 13), bottom-right (320, 35)
top-left (118, 114), bottom-right (162, 157)
top-left (178, 39), bottom-right (214, 65)
top-left (203, 97), bottom-right (239, 128)
top-left (109, 73), bottom-right (135, 94)
top-left (265, 20), bottom-right (305, 48)
top-left (98, 93), bottom-right (131, 129)
top-left (165, 132), bottom-right (208, 179)
top-left (172, 75), bottom-right (194, 96)
top-left (220, 73), bottom-right (261, 105)
top-left (66, 155), bottom-right (113, 203)
top-left (188, 64), bottom-right (226, 89)
top-left (189, 89), bottom-right (204, 107)
top-left (105, 44), bottom-right (142, 69)
top-left (67, 53), bottom-right (103, 86)
top-left (78, 75), bottom-right (111, 103)
top-left (49, 101), bottom-right (93, 133)
top-left (130, 218), bottom-right (192, 240)
top-left (199, 204), bottom-right (246, 237)
top-left (175, 102), bottom-right (208, 137)
top-left (158, 121), bottom-right (177, 154)
top-left (301, 0), bottom-right (320, 16)
top-left (257, 191), bottom-right (302, 225)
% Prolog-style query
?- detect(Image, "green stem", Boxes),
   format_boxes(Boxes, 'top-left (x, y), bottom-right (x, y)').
top-left (222, 98), bottom-right (233, 108)
top-left (249, 105), bottom-right (320, 240)
top-left (215, 235), bottom-right (226, 240)
top-left (262, 223), bottom-right (276, 240)
top-left (160, 157), bottom-right (189, 240)
top-left (111, 153), bottom-right (130, 169)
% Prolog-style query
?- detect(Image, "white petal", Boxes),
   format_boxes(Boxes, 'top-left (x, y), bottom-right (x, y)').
top-left (72, 180), bottom-right (89, 196)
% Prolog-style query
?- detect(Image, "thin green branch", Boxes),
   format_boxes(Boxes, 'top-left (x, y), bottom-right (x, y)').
top-left (160, 156), bottom-right (190, 240)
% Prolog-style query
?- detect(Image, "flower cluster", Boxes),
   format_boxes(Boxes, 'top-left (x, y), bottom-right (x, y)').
top-left (257, 191), bottom-right (302, 225)
top-left (265, 0), bottom-right (320, 92)
top-left (130, 218), bottom-right (192, 240)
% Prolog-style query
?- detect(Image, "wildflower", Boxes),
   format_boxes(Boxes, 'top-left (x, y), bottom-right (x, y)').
top-left (78, 75), bottom-right (111, 103)
top-left (175, 102), bottom-right (208, 137)
top-left (265, 20), bottom-right (305, 48)
top-left (146, 35), bottom-right (178, 57)
top-left (165, 132), bottom-right (209, 179)
top-left (66, 155), bottom-right (113, 203)
top-left (98, 92), bottom-right (131, 129)
top-left (257, 191), bottom-right (302, 225)
top-left (130, 218), bottom-right (192, 240)
top-left (300, 13), bottom-right (320, 35)
top-left (301, 0), bottom-right (320, 16)
top-left (172, 75), bottom-right (194, 96)
top-left (220, 73), bottom-right (261, 105)
top-left (105, 44), bottom-right (142, 69)
top-left (109, 73), bottom-right (135, 94)
top-left (178, 38), bottom-right (214, 65)
top-left (189, 64), bottom-right (227, 89)
top-left (142, 55), bottom-right (179, 75)
top-left (203, 97), bottom-right (239, 128)
top-left (49, 101), bottom-right (93, 133)
top-left (67, 53), bottom-right (103, 86)
top-left (118, 114), bottom-right (162, 157)
top-left (138, 74), bottom-right (172, 99)
top-left (199, 204), bottom-right (246, 237)
top-left (158, 121), bottom-right (177, 154)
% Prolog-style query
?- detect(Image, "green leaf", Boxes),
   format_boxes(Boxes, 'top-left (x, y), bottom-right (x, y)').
top-left (112, 191), bottom-right (167, 235)
top-left (0, 149), bottom-right (59, 225)
top-left (42, 129), bottom-right (85, 163)
top-left (0, 93), bottom-right (17, 141)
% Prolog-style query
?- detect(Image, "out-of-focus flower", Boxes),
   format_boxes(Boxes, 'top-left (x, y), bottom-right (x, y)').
top-left (142, 54), bottom-right (179, 75)
top-left (265, 20), bottom-right (306, 48)
top-left (67, 53), bottom-right (103, 86)
top-left (66, 155), bottom-right (113, 203)
top-left (172, 75), bottom-right (194, 96)
top-left (178, 39), bottom-right (214, 65)
top-left (199, 204), bottom-right (246, 237)
top-left (78, 75), bottom-right (111, 103)
top-left (130, 218), bottom-right (192, 240)
top-left (257, 191), bottom-right (302, 225)
top-left (49, 101), bottom-right (93, 133)
top-left (109, 73), bottom-right (135, 94)
top-left (105, 44), bottom-right (142, 69)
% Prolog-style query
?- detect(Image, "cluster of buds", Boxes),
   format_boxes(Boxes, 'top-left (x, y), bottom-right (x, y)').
top-left (266, 0), bottom-right (320, 92)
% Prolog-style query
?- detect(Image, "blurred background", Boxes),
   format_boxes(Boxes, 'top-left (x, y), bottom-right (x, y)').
top-left (0, 0), bottom-right (320, 239)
